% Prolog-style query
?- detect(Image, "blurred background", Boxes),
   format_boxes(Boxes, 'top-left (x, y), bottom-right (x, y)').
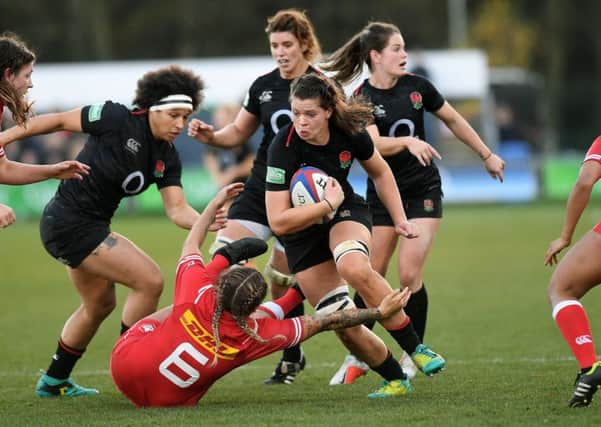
top-left (2, 0), bottom-right (601, 216)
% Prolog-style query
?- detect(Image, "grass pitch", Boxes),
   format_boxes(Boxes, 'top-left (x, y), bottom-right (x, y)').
top-left (1, 203), bottom-right (601, 426)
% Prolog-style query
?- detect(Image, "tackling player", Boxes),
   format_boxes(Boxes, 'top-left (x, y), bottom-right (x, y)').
top-left (110, 183), bottom-right (411, 407)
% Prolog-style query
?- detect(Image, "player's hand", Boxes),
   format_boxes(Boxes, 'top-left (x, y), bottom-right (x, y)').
top-left (187, 119), bottom-right (215, 143)
top-left (213, 182), bottom-right (244, 207)
top-left (324, 177), bottom-right (345, 210)
top-left (483, 153), bottom-right (505, 183)
top-left (206, 182), bottom-right (244, 231)
top-left (51, 160), bottom-right (90, 180)
top-left (544, 236), bottom-right (570, 266)
top-left (208, 207), bottom-right (228, 231)
top-left (395, 220), bottom-right (419, 239)
top-left (378, 288), bottom-right (411, 318)
top-left (407, 137), bottom-right (441, 166)
top-left (0, 203), bottom-right (16, 228)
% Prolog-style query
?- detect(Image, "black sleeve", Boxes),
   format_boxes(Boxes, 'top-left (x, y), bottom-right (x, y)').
top-left (420, 78), bottom-right (445, 113)
top-left (156, 147), bottom-right (183, 189)
top-left (242, 79), bottom-right (261, 117)
top-left (266, 125), bottom-right (298, 192)
top-left (353, 131), bottom-right (375, 161)
top-left (81, 101), bottom-right (128, 136)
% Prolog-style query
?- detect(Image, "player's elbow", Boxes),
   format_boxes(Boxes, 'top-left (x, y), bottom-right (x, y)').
top-left (268, 215), bottom-right (288, 236)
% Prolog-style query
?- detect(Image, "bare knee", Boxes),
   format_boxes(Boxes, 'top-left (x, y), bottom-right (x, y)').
top-left (338, 261), bottom-right (372, 289)
top-left (135, 266), bottom-right (164, 298)
top-left (398, 267), bottom-right (421, 290)
top-left (548, 273), bottom-right (581, 306)
top-left (86, 293), bottom-right (117, 321)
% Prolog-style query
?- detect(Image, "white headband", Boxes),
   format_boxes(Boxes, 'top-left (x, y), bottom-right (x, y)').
top-left (149, 94), bottom-right (194, 111)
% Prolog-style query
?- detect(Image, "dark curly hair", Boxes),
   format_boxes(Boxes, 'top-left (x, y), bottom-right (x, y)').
top-left (132, 65), bottom-right (204, 111)
top-left (210, 266), bottom-right (270, 365)
top-left (0, 32), bottom-right (35, 126)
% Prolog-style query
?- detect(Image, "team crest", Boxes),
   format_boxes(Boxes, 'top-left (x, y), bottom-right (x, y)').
top-left (410, 91), bottom-right (423, 110)
top-left (154, 160), bottom-right (165, 178)
top-left (373, 104), bottom-right (386, 118)
top-left (259, 90), bottom-right (273, 104)
top-left (339, 151), bottom-right (352, 169)
top-left (424, 199), bottom-right (434, 213)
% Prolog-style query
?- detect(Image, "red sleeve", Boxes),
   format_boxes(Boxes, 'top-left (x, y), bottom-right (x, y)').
top-left (173, 255), bottom-right (212, 305)
top-left (584, 136), bottom-right (601, 163)
top-left (242, 317), bottom-right (304, 361)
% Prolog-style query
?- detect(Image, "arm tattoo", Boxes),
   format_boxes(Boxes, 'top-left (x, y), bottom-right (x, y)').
top-left (303, 308), bottom-right (382, 338)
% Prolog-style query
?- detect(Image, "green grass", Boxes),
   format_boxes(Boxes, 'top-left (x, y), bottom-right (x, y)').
top-left (2, 203), bottom-right (601, 426)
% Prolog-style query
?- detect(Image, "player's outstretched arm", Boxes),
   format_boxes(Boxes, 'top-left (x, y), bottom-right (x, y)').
top-left (0, 109), bottom-right (83, 147)
top-left (180, 182), bottom-right (244, 257)
top-left (0, 157), bottom-right (90, 185)
top-left (187, 109), bottom-right (259, 148)
top-left (300, 288), bottom-right (410, 341)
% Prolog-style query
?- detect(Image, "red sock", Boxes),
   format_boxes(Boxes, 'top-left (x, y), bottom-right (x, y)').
top-left (257, 287), bottom-right (304, 319)
top-left (553, 300), bottom-right (597, 369)
top-left (205, 254), bottom-right (230, 278)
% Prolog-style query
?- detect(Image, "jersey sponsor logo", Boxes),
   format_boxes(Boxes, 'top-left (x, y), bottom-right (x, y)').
top-left (389, 118), bottom-right (415, 138)
top-left (125, 138), bottom-right (141, 155)
top-left (266, 166), bottom-right (286, 184)
top-left (575, 334), bottom-right (593, 345)
top-left (122, 171), bottom-right (145, 194)
top-left (179, 309), bottom-right (239, 360)
top-left (339, 151), bottom-right (352, 169)
top-left (339, 209), bottom-right (351, 218)
top-left (154, 160), bottom-right (165, 178)
top-left (410, 91), bottom-right (423, 110)
top-left (270, 109), bottom-right (293, 134)
top-left (88, 103), bottom-right (105, 122)
top-left (259, 90), bottom-right (273, 104)
top-left (373, 104), bottom-right (386, 118)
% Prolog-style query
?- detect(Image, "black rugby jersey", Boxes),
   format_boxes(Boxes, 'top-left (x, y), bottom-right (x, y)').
top-left (55, 101), bottom-right (182, 221)
top-left (242, 66), bottom-right (317, 193)
top-left (266, 122), bottom-right (374, 200)
top-left (357, 74), bottom-right (444, 197)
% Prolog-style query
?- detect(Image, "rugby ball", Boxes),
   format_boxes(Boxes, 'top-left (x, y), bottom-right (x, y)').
top-left (290, 166), bottom-right (336, 222)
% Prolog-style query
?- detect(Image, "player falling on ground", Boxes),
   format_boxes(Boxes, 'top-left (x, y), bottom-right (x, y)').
top-left (110, 183), bottom-right (411, 407)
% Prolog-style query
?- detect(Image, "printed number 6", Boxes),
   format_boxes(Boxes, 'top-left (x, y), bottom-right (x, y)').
top-left (159, 342), bottom-right (208, 388)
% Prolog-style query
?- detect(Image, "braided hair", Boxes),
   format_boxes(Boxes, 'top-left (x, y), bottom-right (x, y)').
top-left (210, 266), bottom-right (269, 365)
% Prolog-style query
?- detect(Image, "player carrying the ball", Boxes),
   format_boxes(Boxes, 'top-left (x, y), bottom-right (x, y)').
top-left (265, 73), bottom-right (445, 397)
